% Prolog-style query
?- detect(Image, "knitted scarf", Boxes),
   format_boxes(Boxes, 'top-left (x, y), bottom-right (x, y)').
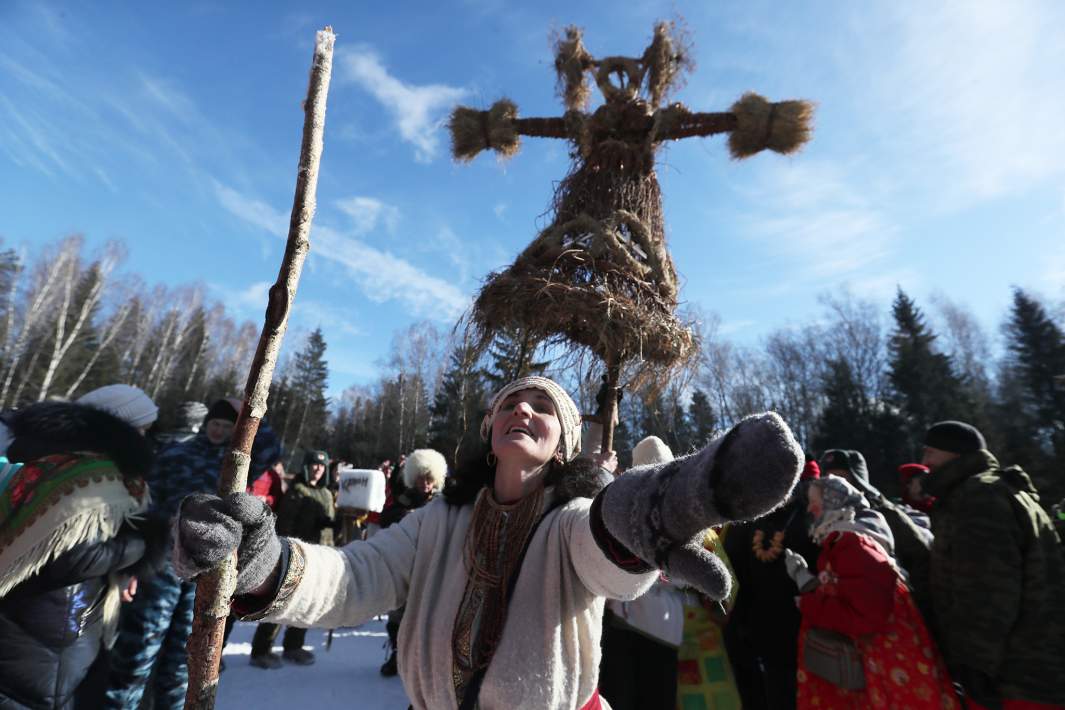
top-left (452, 485), bottom-right (545, 705)
top-left (0, 453), bottom-right (149, 599)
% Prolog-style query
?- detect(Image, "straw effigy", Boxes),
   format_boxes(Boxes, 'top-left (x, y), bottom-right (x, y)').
top-left (449, 20), bottom-right (814, 445)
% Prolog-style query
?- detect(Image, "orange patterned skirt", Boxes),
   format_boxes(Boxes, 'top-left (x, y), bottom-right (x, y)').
top-left (797, 580), bottom-right (960, 710)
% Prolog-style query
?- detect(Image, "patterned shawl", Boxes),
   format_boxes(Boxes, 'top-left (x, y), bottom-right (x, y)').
top-left (0, 453), bottom-right (149, 598)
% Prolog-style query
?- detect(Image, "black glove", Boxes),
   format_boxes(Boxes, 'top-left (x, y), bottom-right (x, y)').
top-left (173, 492), bottom-right (282, 595)
top-left (599, 412), bottom-right (802, 599)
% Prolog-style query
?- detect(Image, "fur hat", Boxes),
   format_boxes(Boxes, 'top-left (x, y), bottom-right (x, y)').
top-left (632, 435), bottom-right (673, 467)
top-left (77, 384), bottom-right (158, 429)
top-left (924, 421), bottom-right (985, 454)
top-left (403, 448), bottom-right (448, 490)
top-left (480, 376), bottom-right (582, 461)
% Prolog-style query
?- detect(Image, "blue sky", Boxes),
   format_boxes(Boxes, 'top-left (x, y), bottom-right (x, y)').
top-left (2, 1), bottom-right (1064, 395)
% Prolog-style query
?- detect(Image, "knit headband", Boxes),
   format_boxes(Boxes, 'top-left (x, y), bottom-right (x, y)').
top-left (480, 376), bottom-right (582, 462)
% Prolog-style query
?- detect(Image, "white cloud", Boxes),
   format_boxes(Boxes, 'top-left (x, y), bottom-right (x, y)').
top-left (139, 74), bottom-right (198, 124)
top-left (214, 182), bottom-right (469, 320)
top-left (336, 196), bottom-right (400, 236)
top-left (860, 1), bottom-right (1065, 204)
top-left (338, 48), bottom-right (468, 162)
top-left (493, 202), bottom-right (508, 220)
top-left (738, 160), bottom-right (897, 279)
top-left (214, 181), bottom-right (288, 235)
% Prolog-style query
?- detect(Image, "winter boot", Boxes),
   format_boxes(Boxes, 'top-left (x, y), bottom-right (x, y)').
top-left (250, 652), bottom-right (282, 669)
top-left (282, 648), bottom-right (316, 666)
top-left (379, 649), bottom-right (398, 677)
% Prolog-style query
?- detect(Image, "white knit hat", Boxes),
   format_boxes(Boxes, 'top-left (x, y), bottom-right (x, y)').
top-left (78, 384), bottom-right (159, 429)
top-left (632, 435), bottom-right (673, 467)
top-left (480, 376), bottom-right (582, 462)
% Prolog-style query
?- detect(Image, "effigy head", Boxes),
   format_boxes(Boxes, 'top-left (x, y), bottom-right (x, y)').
top-left (553, 21), bottom-right (693, 111)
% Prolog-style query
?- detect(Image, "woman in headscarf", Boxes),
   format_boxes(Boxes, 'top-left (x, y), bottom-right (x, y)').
top-left (173, 376), bottom-right (804, 710)
top-left (0, 388), bottom-right (168, 709)
top-left (785, 475), bottom-right (958, 710)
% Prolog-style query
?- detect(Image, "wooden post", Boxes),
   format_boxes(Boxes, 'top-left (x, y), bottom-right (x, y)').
top-left (183, 26), bottom-right (335, 710)
top-left (599, 357), bottom-right (621, 454)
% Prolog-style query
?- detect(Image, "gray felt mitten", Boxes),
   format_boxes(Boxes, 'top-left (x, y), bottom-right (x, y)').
top-left (172, 492), bottom-right (282, 595)
top-left (600, 411), bottom-right (803, 599)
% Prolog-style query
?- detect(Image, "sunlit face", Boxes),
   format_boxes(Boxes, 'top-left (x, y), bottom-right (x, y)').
top-left (205, 419), bottom-right (234, 445)
top-left (921, 446), bottom-right (959, 472)
top-left (806, 484), bottom-right (824, 519)
top-left (490, 389), bottom-right (563, 468)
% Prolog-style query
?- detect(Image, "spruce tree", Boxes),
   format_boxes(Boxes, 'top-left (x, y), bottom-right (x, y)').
top-left (484, 327), bottom-right (548, 390)
top-left (888, 288), bottom-right (968, 454)
top-left (688, 388), bottom-right (717, 447)
top-left (286, 328), bottom-right (330, 453)
top-left (428, 343), bottom-right (487, 466)
top-left (1001, 289), bottom-right (1065, 500)
top-left (1005, 289), bottom-right (1065, 427)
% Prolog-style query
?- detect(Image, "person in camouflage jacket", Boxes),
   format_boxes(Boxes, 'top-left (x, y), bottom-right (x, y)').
top-left (921, 421), bottom-right (1065, 709)
top-left (250, 449), bottom-right (335, 668)
top-left (104, 398), bottom-right (282, 709)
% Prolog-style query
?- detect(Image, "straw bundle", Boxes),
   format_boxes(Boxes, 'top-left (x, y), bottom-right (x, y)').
top-left (642, 21), bottom-right (693, 107)
top-left (554, 26), bottom-right (593, 111)
top-left (449, 99), bottom-right (520, 162)
top-left (728, 92), bottom-right (814, 159)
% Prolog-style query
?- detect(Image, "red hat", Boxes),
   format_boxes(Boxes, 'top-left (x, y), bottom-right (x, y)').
top-left (898, 463), bottom-right (929, 484)
top-left (801, 460), bottom-right (821, 480)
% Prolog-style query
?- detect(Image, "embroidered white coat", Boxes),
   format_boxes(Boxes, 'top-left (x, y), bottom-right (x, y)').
top-left (256, 490), bottom-right (657, 710)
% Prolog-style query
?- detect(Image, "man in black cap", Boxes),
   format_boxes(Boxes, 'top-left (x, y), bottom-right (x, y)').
top-left (921, 420), bottom-right (1065, 709)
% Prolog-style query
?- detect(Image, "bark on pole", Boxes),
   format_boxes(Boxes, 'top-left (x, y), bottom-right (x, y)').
top-left (183, 26), bottom-right (335, 710)
top-left (600, 356), bottom-right (620, 454)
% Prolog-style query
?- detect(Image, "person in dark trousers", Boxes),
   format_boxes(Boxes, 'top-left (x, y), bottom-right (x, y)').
top-left (103, 398), bottom-right (281, 709)
top-left (921, 421), bottom-right (1065, 709)
top-left (0, 394), bottom-right (167, 709)
top-left (722, 460), bottom-right (821, 710)
top-left (250, 449), bottom-right (336, 668)
top-left (377, 448), bottom-right (447, 677)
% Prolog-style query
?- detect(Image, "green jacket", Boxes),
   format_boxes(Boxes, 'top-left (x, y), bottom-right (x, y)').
top-left (276, 480), bottom-right (335, 546)
top-left (924, 449), bottom-right (1065, 704)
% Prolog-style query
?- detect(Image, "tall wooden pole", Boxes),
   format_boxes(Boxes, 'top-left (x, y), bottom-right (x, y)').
top-left (599, 356), bottom-right (621, 454)
top-left (183, 26), bottom-right (335, 710)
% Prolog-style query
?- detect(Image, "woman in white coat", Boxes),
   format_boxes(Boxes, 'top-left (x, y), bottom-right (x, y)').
top-left (174, 376), bottom-right (803, 710)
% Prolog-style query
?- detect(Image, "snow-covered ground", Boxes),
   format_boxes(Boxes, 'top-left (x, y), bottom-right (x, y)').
top-left (217, 618), bottom-right (410, 709)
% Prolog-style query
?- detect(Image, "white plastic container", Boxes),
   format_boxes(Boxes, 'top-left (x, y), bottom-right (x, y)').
top-left (337, 468), bottom-right (387, 512)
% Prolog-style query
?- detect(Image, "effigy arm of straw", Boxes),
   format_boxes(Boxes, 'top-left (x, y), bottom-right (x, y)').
top-left (183, 26), bottom-right (335, 710)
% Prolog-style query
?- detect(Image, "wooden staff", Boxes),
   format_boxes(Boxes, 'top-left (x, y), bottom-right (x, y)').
top-left (183, 26), bottom-right (336, 709)
top-left (599, 356), bottom-right (621, 454)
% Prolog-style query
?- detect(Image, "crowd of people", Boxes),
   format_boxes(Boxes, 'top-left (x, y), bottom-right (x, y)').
top-left (1, 376), bottom-right (1064, 709)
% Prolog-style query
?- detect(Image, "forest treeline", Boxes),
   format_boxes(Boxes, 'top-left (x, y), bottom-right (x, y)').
top-left (2, 235), bottom-right (1063, 502)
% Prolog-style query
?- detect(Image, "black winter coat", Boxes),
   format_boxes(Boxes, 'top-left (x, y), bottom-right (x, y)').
top-left (0, 402), bottom-right (164, 709)
top-left (0, 531), bottom-right (145, 709)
